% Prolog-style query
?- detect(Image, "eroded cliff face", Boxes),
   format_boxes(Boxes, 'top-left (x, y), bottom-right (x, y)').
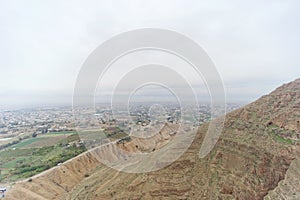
top-left (6, 79), bottom-right (300, 200)
top-left (264, 158), bottom-right (300, 200)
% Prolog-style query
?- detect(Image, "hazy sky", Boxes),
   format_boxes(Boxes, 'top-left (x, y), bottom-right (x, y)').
top-left (0, 0), bottom-right (299, 108)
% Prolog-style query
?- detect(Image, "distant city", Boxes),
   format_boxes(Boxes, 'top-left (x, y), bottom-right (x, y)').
top-left (0, 103), bottom-right (242, 149)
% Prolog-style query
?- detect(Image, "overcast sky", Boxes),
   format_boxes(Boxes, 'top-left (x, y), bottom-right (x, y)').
top-left (0, 0), bottom-right (299, 108)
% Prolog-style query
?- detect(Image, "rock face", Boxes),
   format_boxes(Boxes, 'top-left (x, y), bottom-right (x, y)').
top-left (6, 78), bottom-right (300, 200)
top-left (264, 158), bottom-right (300, 200)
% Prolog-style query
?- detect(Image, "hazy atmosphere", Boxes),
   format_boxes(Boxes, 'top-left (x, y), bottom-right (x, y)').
top-left (1, 2), bottom-right (300, 199)
top-left (0, 0), bottom-right (300, 108)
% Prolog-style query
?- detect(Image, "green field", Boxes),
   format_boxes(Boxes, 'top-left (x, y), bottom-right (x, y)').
top-left (9, 137), bottom-right (43, 148)
top-left (0, 129), bottom-right (129, 183)
top-left (0, 132), bottom-right (86, 183)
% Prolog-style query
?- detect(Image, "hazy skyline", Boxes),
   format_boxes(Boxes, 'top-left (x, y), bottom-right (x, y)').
top-left (0, 0), bottom-right (300, 108)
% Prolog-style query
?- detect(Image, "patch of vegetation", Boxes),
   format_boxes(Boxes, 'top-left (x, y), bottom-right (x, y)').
top-left (48, 131), bottom-right (77, 135)
top-left (116, 136), bottom-right (131, 144)
top-left (5, 145), bottom-right (85, 181)
top-left (0, 135), bottom-right (86, 183)
top-left (9, 137), bottom-right (42, 149)
top-left (0, 139), bottom-right (20, 151)
top-left (0, 128), bottom-right (127, 183)
top-left (58, 134), bottom-right (81, 146)
top-left (209, 149), bottom-right (217, 160)
top-left (104, 127), bottom-right (128, 140)
top-left (271, 132), bottom-right (293, 145)
top-left (251, 112), bottom-right (257, 121)
top-left (0, 134), bottom-right (32, 150)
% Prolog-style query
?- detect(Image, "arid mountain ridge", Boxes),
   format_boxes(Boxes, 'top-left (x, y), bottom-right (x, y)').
top-left (6, 78), bottom-right (300, 200)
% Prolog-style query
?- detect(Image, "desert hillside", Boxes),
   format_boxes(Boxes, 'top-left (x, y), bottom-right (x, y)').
top-left (6, 78), bottom-right (300, 200)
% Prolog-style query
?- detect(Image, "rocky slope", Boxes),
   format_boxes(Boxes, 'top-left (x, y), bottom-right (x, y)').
top-left (6, 78), bottom-right (300, 200)
top-left (264, 158), bottom-right (300, 200)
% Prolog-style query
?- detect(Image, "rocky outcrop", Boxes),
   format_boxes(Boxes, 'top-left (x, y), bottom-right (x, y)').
top-left (264, 158), bottom-right (300, 200)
